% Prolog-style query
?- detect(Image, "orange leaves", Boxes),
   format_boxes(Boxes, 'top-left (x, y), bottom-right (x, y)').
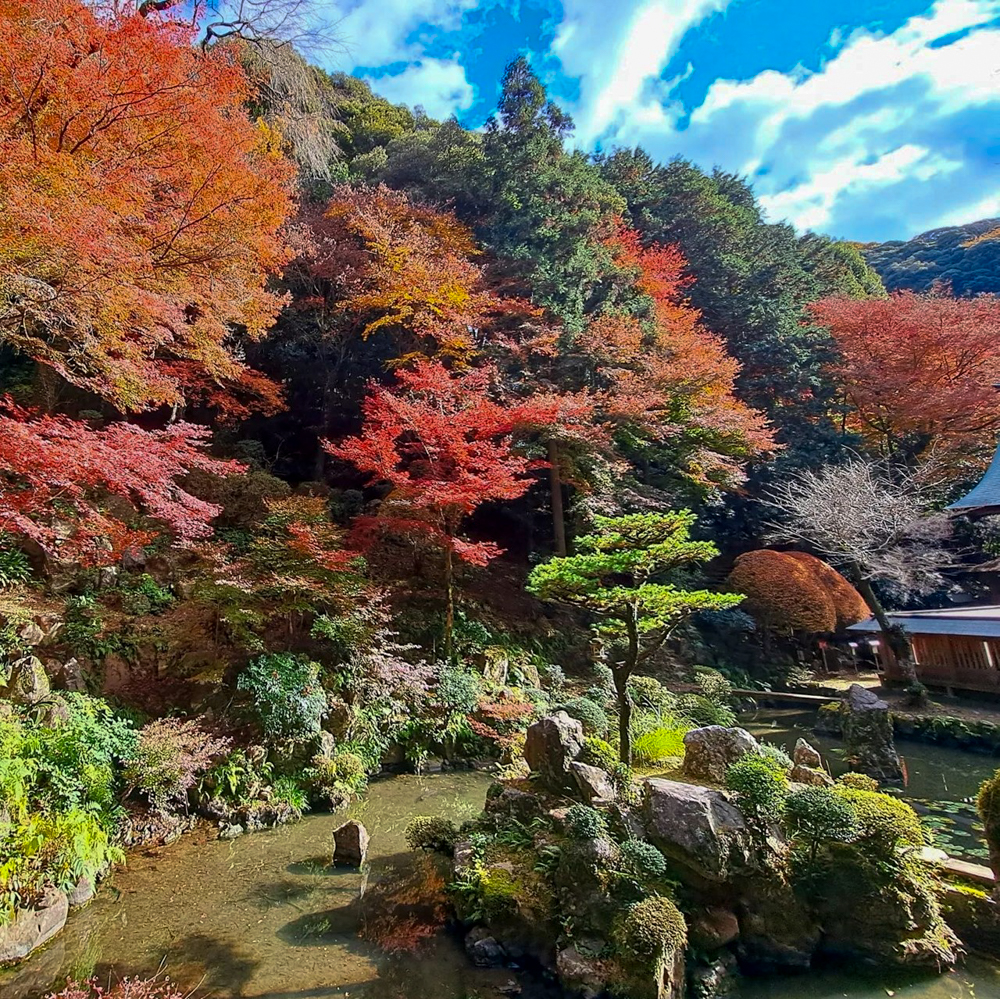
top-left (0, 0), bottom-right (295, 412)
top-left (726, 549), bottom-right (868, 634)
top-left (812, 291), bottom-right (1000, 466)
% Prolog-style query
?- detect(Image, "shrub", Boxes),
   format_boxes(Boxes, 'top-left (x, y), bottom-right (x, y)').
top-left (118, 573), bottom-right (174, 616)
top-left (725, 755), bottom-right (788, 824)
top-left (270, 775), bottom-right (309, 813)
top-left (627, 675), bottom-right (674, 713)
top-left (46, 976), bottom-right (186, 999)
top-left (123, 718), bottom-right (230, 814)
top-left (838, 772), bottom-right (879, 792)
top-left (559, 697), bottom-right (609, 737)
top-left (406, 816), bottom-right (458, 853)
top-left (757, 742), bottom-right (792, 772)
top-left (610, 762), bottom-right (640, 805)
top-left (436, 665), bottom-right (483, 713)
top-left (0, 536), bottom-right (30, 590)
top-left (580, 736), bottom-right (617, 772)
top-left (784, 786), bottom-right (857, 862)
top-left (565, 804), bottom-right (607, 840)
top-left (834, 786), bottom-right (925, 857)
top-left (619, 840), bottom-right (667, 882)
top-left (201, 747), bottom-right (273, 803)
top-left (678, 693), bottom-right (736, 728)
top-left (616, 895), bottom-right (687, 961)
top-left (307, 750), bottom-right (368, 805)
top-left (237, 653), bottom-right (327, 741)
top-left (632, 724), bottom-right (688, 765)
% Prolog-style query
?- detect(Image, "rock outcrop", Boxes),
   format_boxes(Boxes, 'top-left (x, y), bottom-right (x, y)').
top-left (681, 726), bottom-right (758, 783)
top-left (0, 890), bottom-right (69, 963)
top-left (524, 711), bottom-right (584, 789)
top-left (842, 683), bottom-right (903, 781)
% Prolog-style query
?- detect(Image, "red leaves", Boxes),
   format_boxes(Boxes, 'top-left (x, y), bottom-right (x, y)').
top-left (0, 400), bottom-right (241, 564)
top-left (0, 0), bottom-right (295, 412)
top-left (812, 291), bottom-right (1000, 466)
top-left (327, 360), bottom-right (549, 565)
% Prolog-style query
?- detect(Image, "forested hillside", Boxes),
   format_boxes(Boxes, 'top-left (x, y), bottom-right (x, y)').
top-left (3, 4), bottom-right (1000, 977)
top-left (863, 217), bottom-right (1000, 295)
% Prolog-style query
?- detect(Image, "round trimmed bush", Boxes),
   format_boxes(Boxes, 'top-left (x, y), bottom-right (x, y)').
top-left (834, 786), bottom-right (924, 855)
top-left (405, 815), bottom-right (458, 853)
top-left (617, 895), bottom-right (687, 960)
top-left (559, 697), bottom-right (610, 737)
top-left (580, 736), bottom-right (617, 772)
top-left (838, 772), bottom-right (879, 792)
top-left (564, 803), bottom-right (607, 840)
top-left (725, 754), bottom-right (788, 821)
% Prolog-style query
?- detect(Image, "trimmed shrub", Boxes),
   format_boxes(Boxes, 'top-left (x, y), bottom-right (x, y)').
top-left (616, 895), bottom-right (687, 961)
top-left (580, 736), bottom-right (617, 772)
top-left (559, 697), bottom-right (609, 737)
top-left (785, 786), bottom-right (857, 861)
top-left (406, 816), bottom-right (458, 853)
top-left (619, 839), bottom-right (667, 881)
top-left (838, 772), bottom-right (879, 792)
top-left (757, 742), bottom-right (792, 772)
top-left (307, 750), bottom-right (367, 805)
top-left (834, 786), bottom-right (925, 856)
top-left (565, 804), bottom-right (606, 840)
top-left (627, 675), bottom-right (674, 713)
top-left (725, 755), bottom-right (788, 823)
top-left (977, 769), bottom-right (1000, 880)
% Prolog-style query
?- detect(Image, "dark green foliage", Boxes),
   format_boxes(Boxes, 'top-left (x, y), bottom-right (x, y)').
top-left (437, 665), bottom-right (483, 714)
top-left (725, 754), bottom-right (788, 824)
top-left (785, 787), bottom-right (857, 862)
top-left (833, 786), bottom-right (925, 857)
top-left (560, 697), bottom-right (609, 737)
top-left (237, 653), bottom-right (327, 741)
top-left (406, 815), bottom-right (459, 853)
top-left (118, 573), bottom-right (174, 616)
top-left (757, 743), bottom-right (792, 772)
top-left (863, 218), bottom-right (1000, 296)
top-left (619, 839), bottom-right (668, 882)
top-left (975, 768), bottom-right (1000, 880)
top-left (0, 536), bottom-right (30, 589)
top-left (564, 803), bottom-right (607, 840)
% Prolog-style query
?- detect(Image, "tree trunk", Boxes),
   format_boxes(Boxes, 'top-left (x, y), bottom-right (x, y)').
top-left (444, 543), bottom-right (455, 663)
top-left (548, 439), bottom-right (567, 557)
top-left (855, 576), bottom-right (917, 684)
top-left (616, 672), bottom-right (633, 767)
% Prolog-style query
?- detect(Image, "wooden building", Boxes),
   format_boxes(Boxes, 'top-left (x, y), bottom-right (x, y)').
top-left (848, 607), bottom-right (1000, 693)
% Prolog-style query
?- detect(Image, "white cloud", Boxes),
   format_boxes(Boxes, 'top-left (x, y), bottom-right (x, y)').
top-left (364, 58), bottom-right (475, 118)
top-left (552, 0), bottom-right (731, 143)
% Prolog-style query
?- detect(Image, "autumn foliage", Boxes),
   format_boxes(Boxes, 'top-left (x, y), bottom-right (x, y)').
top-left (812, 291), bottom-right (1000, 467)
top-left (0, 0), bottom-right (295, 412)
top-left (0, 401), bottom-right (240, 564)
top-left (726, 549), bottom-right (868, 634)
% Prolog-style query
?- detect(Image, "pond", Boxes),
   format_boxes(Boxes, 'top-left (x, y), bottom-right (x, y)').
top-left (3, 745), bottom-right (998, 999)
top-left (740, 706), bottom-right (997, 862)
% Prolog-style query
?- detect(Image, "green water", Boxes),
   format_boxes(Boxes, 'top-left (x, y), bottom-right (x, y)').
top-left (3, 744), bottom-right (998, 999)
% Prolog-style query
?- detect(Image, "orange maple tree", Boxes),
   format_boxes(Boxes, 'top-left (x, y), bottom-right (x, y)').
top-left (0, 0), bottom-right (295, 413)
top-left (812, 291), bottom-right (1000, 466)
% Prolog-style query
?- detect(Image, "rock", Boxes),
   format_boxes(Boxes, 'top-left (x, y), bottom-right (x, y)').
top-left (453, 839), bottom-right (476, 878)
top-left (556, 945), bottom-right (606, 998)
top-left (18, 621), bottom-right (45, 647)
top-left (121, 547), bottom-right (147, 571)
top-left (485, 786), bottom-right (547, 823)
top-left (524, 712), bottom-right (584, 788)
top-left (736, 883), bottom-right (820, 972)
top-left (66, 876), bottom-right (95, 908)
top-left (842, 683), bottom-right (903, 782)
top-left (789, 763), bottom-right (834, 787)
top-left (643, 779), bottom-right (751, 882)
top-left (465, 926), bottom-right (507, 968)
top-left (689, 952), bottom-right (740, 999)
top-left (35, 695), bottom-right (71, 727)
top-left (219, 823), bottom-right (244, 840)
top-left (689, 907), bottom-right (740, 950)
top-left (570, 761), bottom-right (615, 804)
top-left (793, 738), bottom-right (822, 768)
top-left (0, 890), bottom-right (69, 963)
top-left (2, 656), bottom-right (50, 705)
top-left (333, 819), bottom-right (369, 866)
top-left (682, 726), bottom-right (759, 783)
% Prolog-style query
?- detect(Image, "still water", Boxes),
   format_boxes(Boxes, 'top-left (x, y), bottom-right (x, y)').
top-left (3, 730), bottom-right (998, 999)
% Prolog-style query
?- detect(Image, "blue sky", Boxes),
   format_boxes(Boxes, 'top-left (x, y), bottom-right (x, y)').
top-left (321, 0), bottom-right (1000, 242)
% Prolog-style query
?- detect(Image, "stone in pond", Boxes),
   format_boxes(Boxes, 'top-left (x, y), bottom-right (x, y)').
top-left (333, 819), bottom-right (369, 866)
top-left (793, 737), bottom-right (822, 769)
top-left (0, 890), bottom-right (69, 963)
top-left (465, 926), bottom-right (507, 967)
top-left (682, 726), bottom-right (758, 783)
top-left (841, 683), bottom-right (902, 782)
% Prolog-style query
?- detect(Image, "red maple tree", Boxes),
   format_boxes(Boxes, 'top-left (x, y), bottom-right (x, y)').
top-left (812, 291), bottom-right (1000, 467)
top-left (0, 401), bottom-right (241, 565)
top-left (326, 360), bottom-right (547, 654)
top-left (0, 0), bottom-right (295, 413)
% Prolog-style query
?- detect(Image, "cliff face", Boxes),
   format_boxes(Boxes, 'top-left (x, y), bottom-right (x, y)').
top-left (862, 218), bottom-right (1000, 296)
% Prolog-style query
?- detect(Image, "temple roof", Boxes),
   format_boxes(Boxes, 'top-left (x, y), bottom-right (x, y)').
top-left (849, 605), bottom-right (1000, 638)
top-left (947, 439), bottom-right (1000, 515)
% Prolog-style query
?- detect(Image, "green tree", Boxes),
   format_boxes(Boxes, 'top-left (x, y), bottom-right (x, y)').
top-left (527, 512), bottom-right (743, 763)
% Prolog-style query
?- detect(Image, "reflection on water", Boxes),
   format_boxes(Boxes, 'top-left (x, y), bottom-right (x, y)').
top-left (0, 769), bottom-right (544, 999)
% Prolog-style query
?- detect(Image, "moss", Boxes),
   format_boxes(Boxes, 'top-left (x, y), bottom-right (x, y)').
top-left (615, 895), bottom-right (687, 962)
top-left (405, 816), bottom-right (458, 853)
top-left (833, 786), bottom-right (924, 855)
top-left (837, 772), bottom-right (879, 792)
top-left (580, 736), bottom-right (617, 772)
top-left (976, 768), bottom-right (1000, 877)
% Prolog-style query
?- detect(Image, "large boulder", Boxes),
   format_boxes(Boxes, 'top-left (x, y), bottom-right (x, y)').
top-left (0, 890), bottom-right (69, 963)
top-left (689, 907), bottom-right (740, 950)
top-left (682, 726), bottom-right (759, 783)
top-left (735, 880), bottom-right (820, 972)
top-left (842, 683), bottom-right (903, 782)
top-left (524, 712), bottom-right (584, 789)
top-left (643, 778), bottom-right (751, 883)
top-left (332, 819), bottom-right (369, 867)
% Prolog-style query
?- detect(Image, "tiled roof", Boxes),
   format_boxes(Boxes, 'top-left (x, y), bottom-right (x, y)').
top-left (948, 441), bottom-right (1000, 512)
top-left (849, 605), bottom-right (1000, 638)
